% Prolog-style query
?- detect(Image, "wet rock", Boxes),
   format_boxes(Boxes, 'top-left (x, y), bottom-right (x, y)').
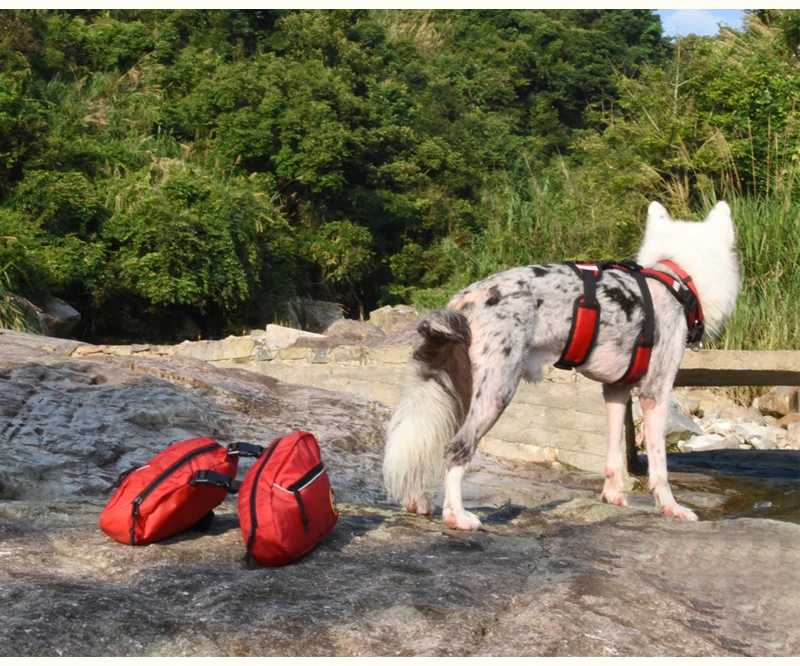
top-left (754, 386), bottom-right (798, 418)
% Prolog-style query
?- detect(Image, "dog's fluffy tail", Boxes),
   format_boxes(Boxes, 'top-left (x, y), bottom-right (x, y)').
top-left (383, 309), bottom-right (473, 507)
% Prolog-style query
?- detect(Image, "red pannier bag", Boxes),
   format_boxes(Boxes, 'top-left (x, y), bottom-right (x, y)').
top-left (99, 437), bottom-right (239, 545)
top-left (238, 431), bottom-right (339, 566)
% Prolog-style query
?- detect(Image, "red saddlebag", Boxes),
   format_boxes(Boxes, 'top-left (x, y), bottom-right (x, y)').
top-left (99, 437), bottom-right (239, 545)
top-left (238, 431), bottom-right (339, 566)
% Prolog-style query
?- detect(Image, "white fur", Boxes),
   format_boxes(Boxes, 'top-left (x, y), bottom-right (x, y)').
top-left (383, 359), bottom-right (460, 509)
top-left (384, 201), bottom-right (739, 527)
top-left (637, 201), bottom-right (740, 339)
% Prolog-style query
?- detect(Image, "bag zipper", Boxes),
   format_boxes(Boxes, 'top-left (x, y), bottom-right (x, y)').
top-left (104, 464), bottom-right (144, 494)
top-left (129, 442), bottom-right (222, 545)
top-left (286, 462), bottom-right (325, 493)
top-left (275, 462), bottom-right (325, 534)
top-left (246, 438), bottom-right (282, 558)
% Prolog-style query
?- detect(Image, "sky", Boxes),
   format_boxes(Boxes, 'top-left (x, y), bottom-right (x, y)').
top-left (657, 9), bottom-right (745, 37)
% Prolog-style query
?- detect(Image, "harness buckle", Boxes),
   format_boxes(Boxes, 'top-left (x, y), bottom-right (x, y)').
top-left (615, 259), bottom-right (642, 271)
top-left (687, 319), bottom-right (705, 346)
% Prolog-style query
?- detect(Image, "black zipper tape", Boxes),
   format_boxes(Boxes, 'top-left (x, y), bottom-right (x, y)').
top-left (104, 464), bottom-right (142, 494)
top-left (246, 438), bottom-right (281, 559)
top-left (129, 442), bottom-right (222, 546)
top-left (287, 462), bottom-right (325, 492)
top-left (294, 490), bottom-right (310, 533)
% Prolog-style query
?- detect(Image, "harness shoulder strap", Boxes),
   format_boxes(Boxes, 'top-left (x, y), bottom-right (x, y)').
top-left (554, 263), bottom-right (601, 370)
top-left (613, 269), bottom-right (655, 385)
top-left (641, 261), bottom-right (705, 345)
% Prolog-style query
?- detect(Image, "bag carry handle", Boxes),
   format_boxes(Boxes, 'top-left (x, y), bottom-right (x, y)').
top-left (227, 441), bottom-right (264, 458)
top-left (190, 470), bottom-right (241, 494)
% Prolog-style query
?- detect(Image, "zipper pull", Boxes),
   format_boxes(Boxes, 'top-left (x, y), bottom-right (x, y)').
top-left (130, 497), bottom-right (143, 545)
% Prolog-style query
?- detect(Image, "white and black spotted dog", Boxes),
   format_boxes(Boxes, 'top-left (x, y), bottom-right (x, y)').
top-left (383, 201), bottom-right (740, 530)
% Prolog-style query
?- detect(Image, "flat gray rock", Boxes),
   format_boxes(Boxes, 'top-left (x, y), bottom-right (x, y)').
top-left (1, 330), bottom-right (799, 656)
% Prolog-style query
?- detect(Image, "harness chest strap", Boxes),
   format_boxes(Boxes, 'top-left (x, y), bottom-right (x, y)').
top-left (554, 261), bottom-right (703, 385)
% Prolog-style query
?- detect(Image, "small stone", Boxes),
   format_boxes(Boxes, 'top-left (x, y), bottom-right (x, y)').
top-left (732, 422), bottom-right (772, 444)
top-left (72, 345), bottom-right (106, 356)
top-left (679, 434), bottom-right (741, 452)
top-left (777, 413), bottom-right (800, 429)
top-left (253, 346), bottom-right (274, 361)
top-left (717, 406), bottom-right (761, 420)
top-left (785, 423), bottom-right (800, 447)
top-left (754, 386), bottom-right (799, 418)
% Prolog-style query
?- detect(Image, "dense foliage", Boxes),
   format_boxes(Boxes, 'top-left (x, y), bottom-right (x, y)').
top-left (0, 9), bottom-right (797, 347)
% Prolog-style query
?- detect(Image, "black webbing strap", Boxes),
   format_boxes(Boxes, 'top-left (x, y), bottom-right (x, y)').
top-left (189, 470), bottom-right (241, 494)
top-left (227, 441), bottom-right (264, 458)
top-left (613, 268), bottom-right (655, 385)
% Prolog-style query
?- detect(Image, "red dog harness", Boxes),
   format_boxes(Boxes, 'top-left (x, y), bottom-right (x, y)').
top-left (554, 260), bottom-right (704, 385)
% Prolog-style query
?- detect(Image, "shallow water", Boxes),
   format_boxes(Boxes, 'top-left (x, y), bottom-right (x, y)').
top-left (650, 450), bottom-right (800, 523)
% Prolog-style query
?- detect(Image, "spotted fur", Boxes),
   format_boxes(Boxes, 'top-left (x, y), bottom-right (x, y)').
top-left (383, 201), bottom-right (740, 529)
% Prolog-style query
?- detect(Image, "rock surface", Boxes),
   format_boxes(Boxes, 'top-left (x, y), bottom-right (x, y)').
top-left (322, 318), bottom-right (386, 343)
top-left (42, 297), bottom-right (81, 338)
top-left (368, 304), bottom-right (419, 333)
top-left (287, 299), bottom-right (344, 333)
top-left (1, 328), bottom-right (799, 657)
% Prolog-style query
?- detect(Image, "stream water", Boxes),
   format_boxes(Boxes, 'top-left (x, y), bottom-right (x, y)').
top-left (659, 450), bottom-right (800, 523)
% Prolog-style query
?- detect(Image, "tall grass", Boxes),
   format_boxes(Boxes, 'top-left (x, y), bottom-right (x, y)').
top-left (715, 193), bottom-right (800, 350)
top-left (411, 169), bottom-right (799, 354)
top-left (0, 267), bottom-right (45, 334)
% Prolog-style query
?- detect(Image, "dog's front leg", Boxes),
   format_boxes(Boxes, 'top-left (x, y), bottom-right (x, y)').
top-left (601, 384), bottom-right (630, 507)
top-left (640, 396), bottom-right (698, 520)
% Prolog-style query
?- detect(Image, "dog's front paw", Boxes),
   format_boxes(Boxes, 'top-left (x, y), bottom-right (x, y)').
top-left (442, 506), bottom-right (482, 531)
top-left (661, 503), bottom-right (698, 521)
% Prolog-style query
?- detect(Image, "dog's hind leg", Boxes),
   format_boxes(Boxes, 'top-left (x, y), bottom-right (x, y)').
top-left (640, 396), bottom-right (698, 520)
top-left (441, 329), bottom-right (530, 530)
top-left (601, 384), bottom-right (630, 507)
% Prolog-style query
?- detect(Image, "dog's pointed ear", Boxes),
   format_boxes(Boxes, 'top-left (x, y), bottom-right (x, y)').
top-left (646, 201), bottom-right (671, 231)
top-left (705, 201), bottom-right (735, 244)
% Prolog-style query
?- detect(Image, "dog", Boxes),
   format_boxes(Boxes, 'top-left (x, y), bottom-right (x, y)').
top-left (383, 201), bottom-right (740, 530)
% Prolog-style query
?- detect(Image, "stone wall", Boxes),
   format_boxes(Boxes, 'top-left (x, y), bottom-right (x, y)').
top-left (64, 330), bottom-right (800, 480)
top-left (66, 332), bottom-right (615, 477)
top-left (217, 349), bottom-right (610, 474)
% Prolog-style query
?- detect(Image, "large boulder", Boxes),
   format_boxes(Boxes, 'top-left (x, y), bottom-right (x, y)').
top-left (42, 297), bottom-right (81, 338)
top-left (287, 299), bottom-right (344, 333)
